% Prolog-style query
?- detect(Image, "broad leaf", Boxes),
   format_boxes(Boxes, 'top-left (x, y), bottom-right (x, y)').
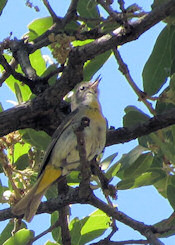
top-left (20, 129), bottom-right (51, 150)
top-left (167, 184), bottom-right (175, 210)
top-left (117, 168), bottom-right (166, 190)
top-left (83, 50), bottom-right (112, 81)
top-left (0, 0), bottom-right (7, 15)
top-left (77, 0), bottom-right (100, 28)
top-left (51, 211), bottom-right (62, 244)
top-left (3, 229), bottom-right (34, 245)
top-left (142, 26), bottom-right (173, 95)
top-left (70, 209), bottom-right (110, 245)
top-left (27, 17), bottom-right (53, 41)
top-left (0, 221), bottom-right (26, 245)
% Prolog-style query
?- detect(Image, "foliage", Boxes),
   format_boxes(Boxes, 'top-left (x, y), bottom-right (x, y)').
top-left (0, 0), bottom-right (175, 244)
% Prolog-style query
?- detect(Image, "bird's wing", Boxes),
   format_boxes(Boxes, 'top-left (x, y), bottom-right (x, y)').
top-left (38, 108), bottom-right (79, 177)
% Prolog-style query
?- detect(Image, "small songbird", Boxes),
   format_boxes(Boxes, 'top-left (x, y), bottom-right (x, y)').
top-left (12, 77), bottom-right (107, 222)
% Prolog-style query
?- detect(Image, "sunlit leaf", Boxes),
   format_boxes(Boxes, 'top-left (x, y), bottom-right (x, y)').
top-left (1, 55), bottom-right (31, 101)
top-left (44, 241), bottom-right (60, 245)
top-left (3, 229), bottom-right (34, 245)
top-left (0, 221), bottom-right (27, 245)
top-left (27, 17), bottom-right (53, 41)
top-left (70, 209), bottom-right (110, 245)
top-left (100, 152), bottom-right (118, 171)
top-left (30, 50), bottom-right (46, 76)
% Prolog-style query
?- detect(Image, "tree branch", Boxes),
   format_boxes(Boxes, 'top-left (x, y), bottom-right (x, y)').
top-left (2, 188), bottom-right (164, 244)
top-left (106, 108), bottom-right (175, 146)
top-left (91, 239), bottom-right (148, 245)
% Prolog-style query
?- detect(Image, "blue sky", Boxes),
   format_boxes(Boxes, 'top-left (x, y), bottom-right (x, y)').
top-left (0, 0), bottom-right (174, 244)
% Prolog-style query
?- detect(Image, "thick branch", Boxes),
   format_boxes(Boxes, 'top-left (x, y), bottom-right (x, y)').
top-left (0, 1), bottom-right (175, 138)
top-left (2, 189), bottom-right (163, 244)
top-left (1, 104), bottom-right (175, 149)
top-left (106, 108), bottom-right (175, 146)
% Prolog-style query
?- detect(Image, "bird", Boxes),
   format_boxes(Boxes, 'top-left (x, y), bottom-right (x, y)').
top-left (12, 77), bottom-right (107, 222)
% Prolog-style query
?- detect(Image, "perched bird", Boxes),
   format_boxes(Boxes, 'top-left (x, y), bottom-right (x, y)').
top-left (12, 77), bottom-right (107, 222)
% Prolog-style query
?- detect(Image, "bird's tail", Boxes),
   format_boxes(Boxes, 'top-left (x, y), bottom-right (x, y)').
top-left (12, 165), bottom-right (62, 222)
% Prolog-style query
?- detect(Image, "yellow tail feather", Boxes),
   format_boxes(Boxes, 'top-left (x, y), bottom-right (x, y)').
top-left (12, 166), bottom-right (62, 222)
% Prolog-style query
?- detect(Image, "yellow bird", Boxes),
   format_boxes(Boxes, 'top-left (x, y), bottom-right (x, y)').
top-left (12, 77), bottom-right (106, 222)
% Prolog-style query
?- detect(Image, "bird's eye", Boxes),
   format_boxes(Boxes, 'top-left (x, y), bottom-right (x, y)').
top-left (79, 86), bottom-right (85, 91)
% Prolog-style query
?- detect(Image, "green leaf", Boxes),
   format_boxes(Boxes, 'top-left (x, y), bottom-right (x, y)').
top-left (15, 154), bottom-right (30, 170)
top-left (13, 143), bottom-right (31, 163)
top-left (123, 152), bottom-right (153, 178)
top-left (0, 102), bottom-right (4, 112)
top-left (27, 17), bottom-right (53, 41)
top-left (70, 209), bottom-right (110, 245)
top-left (14, 83), bottom-right (23, 104)
top-left (44, 241), bottom-right (60, 245)
top-left (83, 50), bottom-right (111, 81)
top-left (100, 152), bottom-right (118, 171)
top-left (142, 25), bottom-right (174, 95)
top-left (0, 221), bottom-right (27, 245)
top-left (73, 39), bottom-right (94, 47)
top-left (45, 184), bottom-right (58, 199)
top-left (150, 133), bottom-right (175, 163)
top-left (101, 21), bottom-right (120, 34)
top-left (64, 21), bottom-right (80, 33)
top-left (105, 145), bottom-right (146, 180)
top-left (123, 106), bottom-right (150, 127)
top-left (41, 64), bottom-right (58, 86)
top-left (116, 145), bottom-right (147, 179)
top-left (77, 0), bottom-right (100, 28)
top-left (30, 50), bottom-right (46, 76)
top-left (0, 0), bottom-right (7, 15)
top-left (2, 55), bottom-right (32, 102)
top-left (117, 169), bottom-right (166, 190)
top-left (123, 106), bottom-right (153, 148)
top-left (3, 229), bottom-right (34, 245)
top-left (20, 129), bottom-right (51, 150)
top-left (51, 211), bottom-right (62, 244)
top-left (66, 171), bottom-right (81, 185)
top-left (167, 184), bottom-right (175, 210)
top-left (154, 176), bottom-right (169, 198)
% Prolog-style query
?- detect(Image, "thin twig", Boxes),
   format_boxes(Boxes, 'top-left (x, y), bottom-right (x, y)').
top-left (41, 65), bottom-right (65, 81)
top-left (27, 219), bottom-right (61, 245)
top-left (97, 0), bottom-right (123, 24)
top-left (0, 58), bottom-right (18, 86)
top-left (63, 0), bottom-right (78, 26)
top-left (42, 0), bottom-right (58, 21)
top-left (57, 177), bottom-right (71, 245)
top-left (118, 0), bottom-right (125, 13)
top-left (113, 48), bottom-right (156, 115)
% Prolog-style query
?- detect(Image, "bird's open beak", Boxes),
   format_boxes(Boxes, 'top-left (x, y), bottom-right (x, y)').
top-left (90, 75), bottom-right (102, 92)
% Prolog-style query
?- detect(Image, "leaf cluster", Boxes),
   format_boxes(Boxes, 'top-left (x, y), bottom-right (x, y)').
top-left (0, 0), bottom-right (175, 245)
